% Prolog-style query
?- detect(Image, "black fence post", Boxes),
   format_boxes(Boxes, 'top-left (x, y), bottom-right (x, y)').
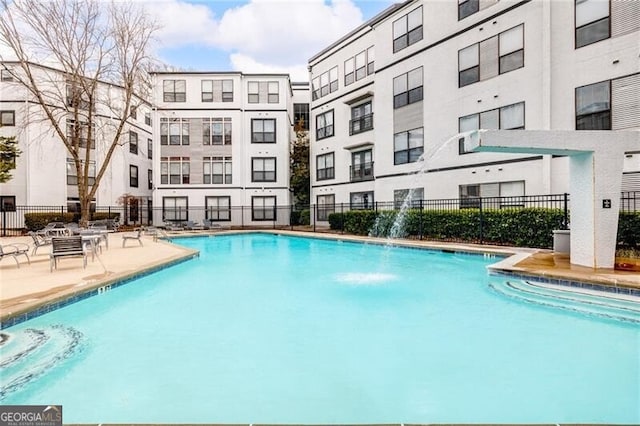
top-left (313, 203), bottom-right (317, 233)
top-left (479, 197), bottom-right (484, 244)
top-left (419, 199), bottom-right (423, 240)
top-left (563, 192), bottom-right (569, 230)
top-left (341, 203), bottom-right (345, 234)
top-left (2, 210), bottom-right (6, 237)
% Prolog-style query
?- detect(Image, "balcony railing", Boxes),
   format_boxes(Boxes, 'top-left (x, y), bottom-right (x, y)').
top-left (349, 113), bottom-right (374, 135)
top-left (350, 161), bottom-right (374, 182)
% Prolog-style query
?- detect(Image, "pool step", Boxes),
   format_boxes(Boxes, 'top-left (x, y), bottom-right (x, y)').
top-left (488, 279), bottom-right (640, 324)
top-left (0, 325), bottom-right (84, 400)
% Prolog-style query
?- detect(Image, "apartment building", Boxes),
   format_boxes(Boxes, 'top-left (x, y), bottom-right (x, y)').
top-left (308, 0), bottom-right (640, 219)
top-left (0, 62), bottom-right (153, 218)
top-left (150, 72), bottom-right (306, 226)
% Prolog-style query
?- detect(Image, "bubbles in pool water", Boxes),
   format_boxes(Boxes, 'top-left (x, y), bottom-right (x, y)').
top-left (334, 272), bottom-right (397, 284)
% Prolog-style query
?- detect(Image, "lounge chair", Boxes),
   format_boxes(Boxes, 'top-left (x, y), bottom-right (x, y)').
top-left (29, 231), bottom-right (53, 255)
top-left (164, 221), bottom-right (185, 231)
top-left (184, 220), bottom-right (205, 230)
top-left (0, 243), bottom-right (31, 268)
top-left (50, 236), bottom-right (87, 272)
top-left (122, 229), bottom-right (143, 247)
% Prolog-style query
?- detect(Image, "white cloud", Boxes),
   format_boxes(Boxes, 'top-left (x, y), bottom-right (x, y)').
top-left (147, 0), bottom-right (365, 77)
top-left (229, 53), bottom-right (308, 81)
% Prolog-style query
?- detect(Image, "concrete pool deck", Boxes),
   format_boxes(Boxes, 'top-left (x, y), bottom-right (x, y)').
top-left (1, 229), bottom-right (639, 325)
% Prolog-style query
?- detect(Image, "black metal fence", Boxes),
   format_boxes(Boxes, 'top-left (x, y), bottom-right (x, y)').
top-left (1, 192), bottom-right (638, 238)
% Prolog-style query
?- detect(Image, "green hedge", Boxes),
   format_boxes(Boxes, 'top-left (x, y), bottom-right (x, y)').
top-left (24, 212), bottom-right (120, 231)
top-left (290, 209), bottom-right (310, 226)
top-left (618, 212), bottom-right (640, 248)
top-left (328, 208), bottom-right (567, 248)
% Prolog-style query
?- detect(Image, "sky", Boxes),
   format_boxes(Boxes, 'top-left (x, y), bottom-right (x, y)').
top-left (149, 0), bottom-right (395, 81)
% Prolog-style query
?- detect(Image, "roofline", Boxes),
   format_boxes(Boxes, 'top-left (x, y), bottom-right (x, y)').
top-left (308, 0), bottom-right (413, 64)
top-left (150, 70), bottom-right (292, 78)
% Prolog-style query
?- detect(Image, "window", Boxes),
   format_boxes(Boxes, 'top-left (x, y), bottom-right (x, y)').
top-left (316, 110), bottom-right (334, 140)
top-left (393, 6), bottom-right (423, 52)
top-left (129, 131), bottom-right (138, 154)
top-left (145, 112), bottom-right (151, 126)
top-left (252, 196), bottom-right (276, 221)
top-left (202, 79), bottom-right (233, 102)
top-left (251, 118), bottom-right (276, 143)
top-left (66, 159), bottom-right (95, 186)
top-left (459, 24), bottom-right (524, 87)
top-left (147, 138), bottom-right (153, 159)
top-left (312, 67), bottom-right (338, 100)
top-left (350, 102), bottom-right (373, 135)
top-left (316, 152), bottom-right (335, 181)
top-left (458, 102), bottom-right (525, 153)
top-left (163, 196), bottom-right (188, 221)
top-left (350, 191), bottom-right (374, 210)
top-left (1, 69), bottom-right (13, 82)
top-left (576, 80), bottom-right (611, 130)
top-left (248, 81), bottom-right (279, 103)
top-left (575, 0), bottom-right (610, 48)
top-left (351, 150), bottom-right (373, 182)
top-left (129, 165), bottom-right (139, 187)
top-left (66, 197), bottom-right (96, 213)
top-left (344, 48), bottom-right (375, 86)
top-left (317, 194), bottom-right (335, 221)
top-left (460, 180), bottom-right (525, 208)
top-left (0, 196), bottom-right (16, 212)
top-left (294, 103), bottom-right (310, 130)
top-left (394, 188), bottom-right (424, 209)
top-left (393, 67), bottom-right (423, 108)
top-left (130, 106), bottom-right (137, 119)
top-left (160, 157), bottom-right (190, 184)
top-left (66, 79), bottom-right (92, 110)
top-left (203, 117), bottom-right (232, 145)
top-left (203, 156), bottom-right (232, 184)
top-left (128, 198), bottom-right (139, 222)
top-left (66, 119), bottom-right (95, 148)
top-left (0, 110), bottom-right (15, 126)
top-left (458, 0), bottom-right (479, 20)
top-left (394, 128), bottom-right (424, 165)
top-left (148, 169), bottom-right (153, 190)
top-left (252, 157), bottom-right (276, 182)
top-left (163, 79), bottom-right (186, 102)
top-left (160, 118), bottom-right (190, 145)
top-left (206, 196), bottom-right (231, 221)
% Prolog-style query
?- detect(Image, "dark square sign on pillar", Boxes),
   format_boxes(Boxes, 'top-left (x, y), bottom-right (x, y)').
top-left (602, 199), bottom-right (612, 209)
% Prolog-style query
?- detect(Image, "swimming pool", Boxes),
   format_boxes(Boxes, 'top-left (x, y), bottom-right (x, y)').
top-left (1, 233), bottom-right (638, 423)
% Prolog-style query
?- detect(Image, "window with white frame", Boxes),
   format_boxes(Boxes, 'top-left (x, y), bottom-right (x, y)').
top-left (575, 0), bottom-right (610, 48)
top-left (458, 102), bottom-right (525, 154)
top-left (148, 169), bottom-right (153, 190)
top-left (350, 191), bottom-right (374, 210)
top-left (344, 47), bottom-right (375, 87)
top-left (66, 119), bottom-right (95, 149)
top-left (294, 103), bottom-right (310, 130)
top-left (316, 152), bottom-right (334, 181)
top-left (163, 196), bottom-right (188, 221)
top-left (129, 131), bottom-right (138, 154)
top-left (312, 67), bottom-right (338, 100)
top-left (252, 157), bottom-right (276, 182)
top-left (129, 165), bottom-right (138, 187)
top-left (205, 196), bottom-right (231, 221)
top-left (66, 79), bottom-right (92, 110)
top-left (160, 118), bottom-right (190, 145)
top-left (350, 102), bottom-right (373, 135)
top-left (160, 157), bottom-right (190, 184)
top-left (147, 138), bottom-right (152, 159)
top-left (317, 194), bottom-right (335, 221)
top-left (66, 159), bottom-right (95, 186)
top-left (248, 81), bottom-right (279, 103)
top-left (459, 180), bottom-right (525, 208)
top-left (316, 110), bottom-right (334, 140)
top-left (459, 24), bottom-right (524, 87)
top-left (393, 67), bottom-right (423, 109)
top-left (252, 196), bottom-right (276, 221)
top-left (367, 46), bottom-right (375, 74)
top-left (393, 6), bottom-right (423, 52)
top-left (163, 79), bottom-right (186, 102)
top-left (202, 79), bottom-right (234, 102)
top-left (251, 118), bottom-right (276, 143)
top-left (0, 110), bottom-right (15, 126)
top-left (203, 117), bottom-right (232, 145)
top-left (394, 127), bottom-right (424, 165)
top-left (203, 156), bottom-right (232, 184)
top-left (145, 112), bottom-right (151, 126)
top-left (458, 0), bottom-right (479, 20)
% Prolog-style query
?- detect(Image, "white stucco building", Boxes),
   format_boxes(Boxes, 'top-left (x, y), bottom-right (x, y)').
top-left (308, 0), bottom-right (639, 220)
top-left (149, 72), bottom-right (307, 226)
top-left (0, 62), bottom-right (153, 222)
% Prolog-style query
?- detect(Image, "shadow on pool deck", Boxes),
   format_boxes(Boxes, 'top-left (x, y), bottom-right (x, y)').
top-left (1, 229), bottom-right (638, 326)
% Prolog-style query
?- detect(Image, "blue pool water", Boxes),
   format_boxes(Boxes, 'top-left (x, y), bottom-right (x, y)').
top-left (1, 233), bottom-right (639, 423)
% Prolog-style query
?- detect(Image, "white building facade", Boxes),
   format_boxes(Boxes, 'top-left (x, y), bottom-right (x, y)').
top-left (308, 0), bottom-right (640, 220)
top-left (0, 62), bottom-right (153, 222)
top-left (150, 72), bottom-right (306, 227)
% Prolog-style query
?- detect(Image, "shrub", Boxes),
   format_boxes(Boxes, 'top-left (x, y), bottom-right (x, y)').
top-left (327, 212), bottom-right (344, 230)
top-left (24, 212), bottom-right (75, 231)
top-left (290, 209), bottom-right (310, 226)
top-left (618, 212), bottom-right (640, 248)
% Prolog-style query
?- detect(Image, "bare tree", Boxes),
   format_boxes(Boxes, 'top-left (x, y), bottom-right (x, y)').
top-left (0, 0), bottom-right (157, 225)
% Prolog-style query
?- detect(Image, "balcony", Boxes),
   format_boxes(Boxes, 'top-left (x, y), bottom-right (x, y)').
top-left (349, 113), bottom-right (374, 135)
top-left (350, 161), bottom-right (374, 182)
